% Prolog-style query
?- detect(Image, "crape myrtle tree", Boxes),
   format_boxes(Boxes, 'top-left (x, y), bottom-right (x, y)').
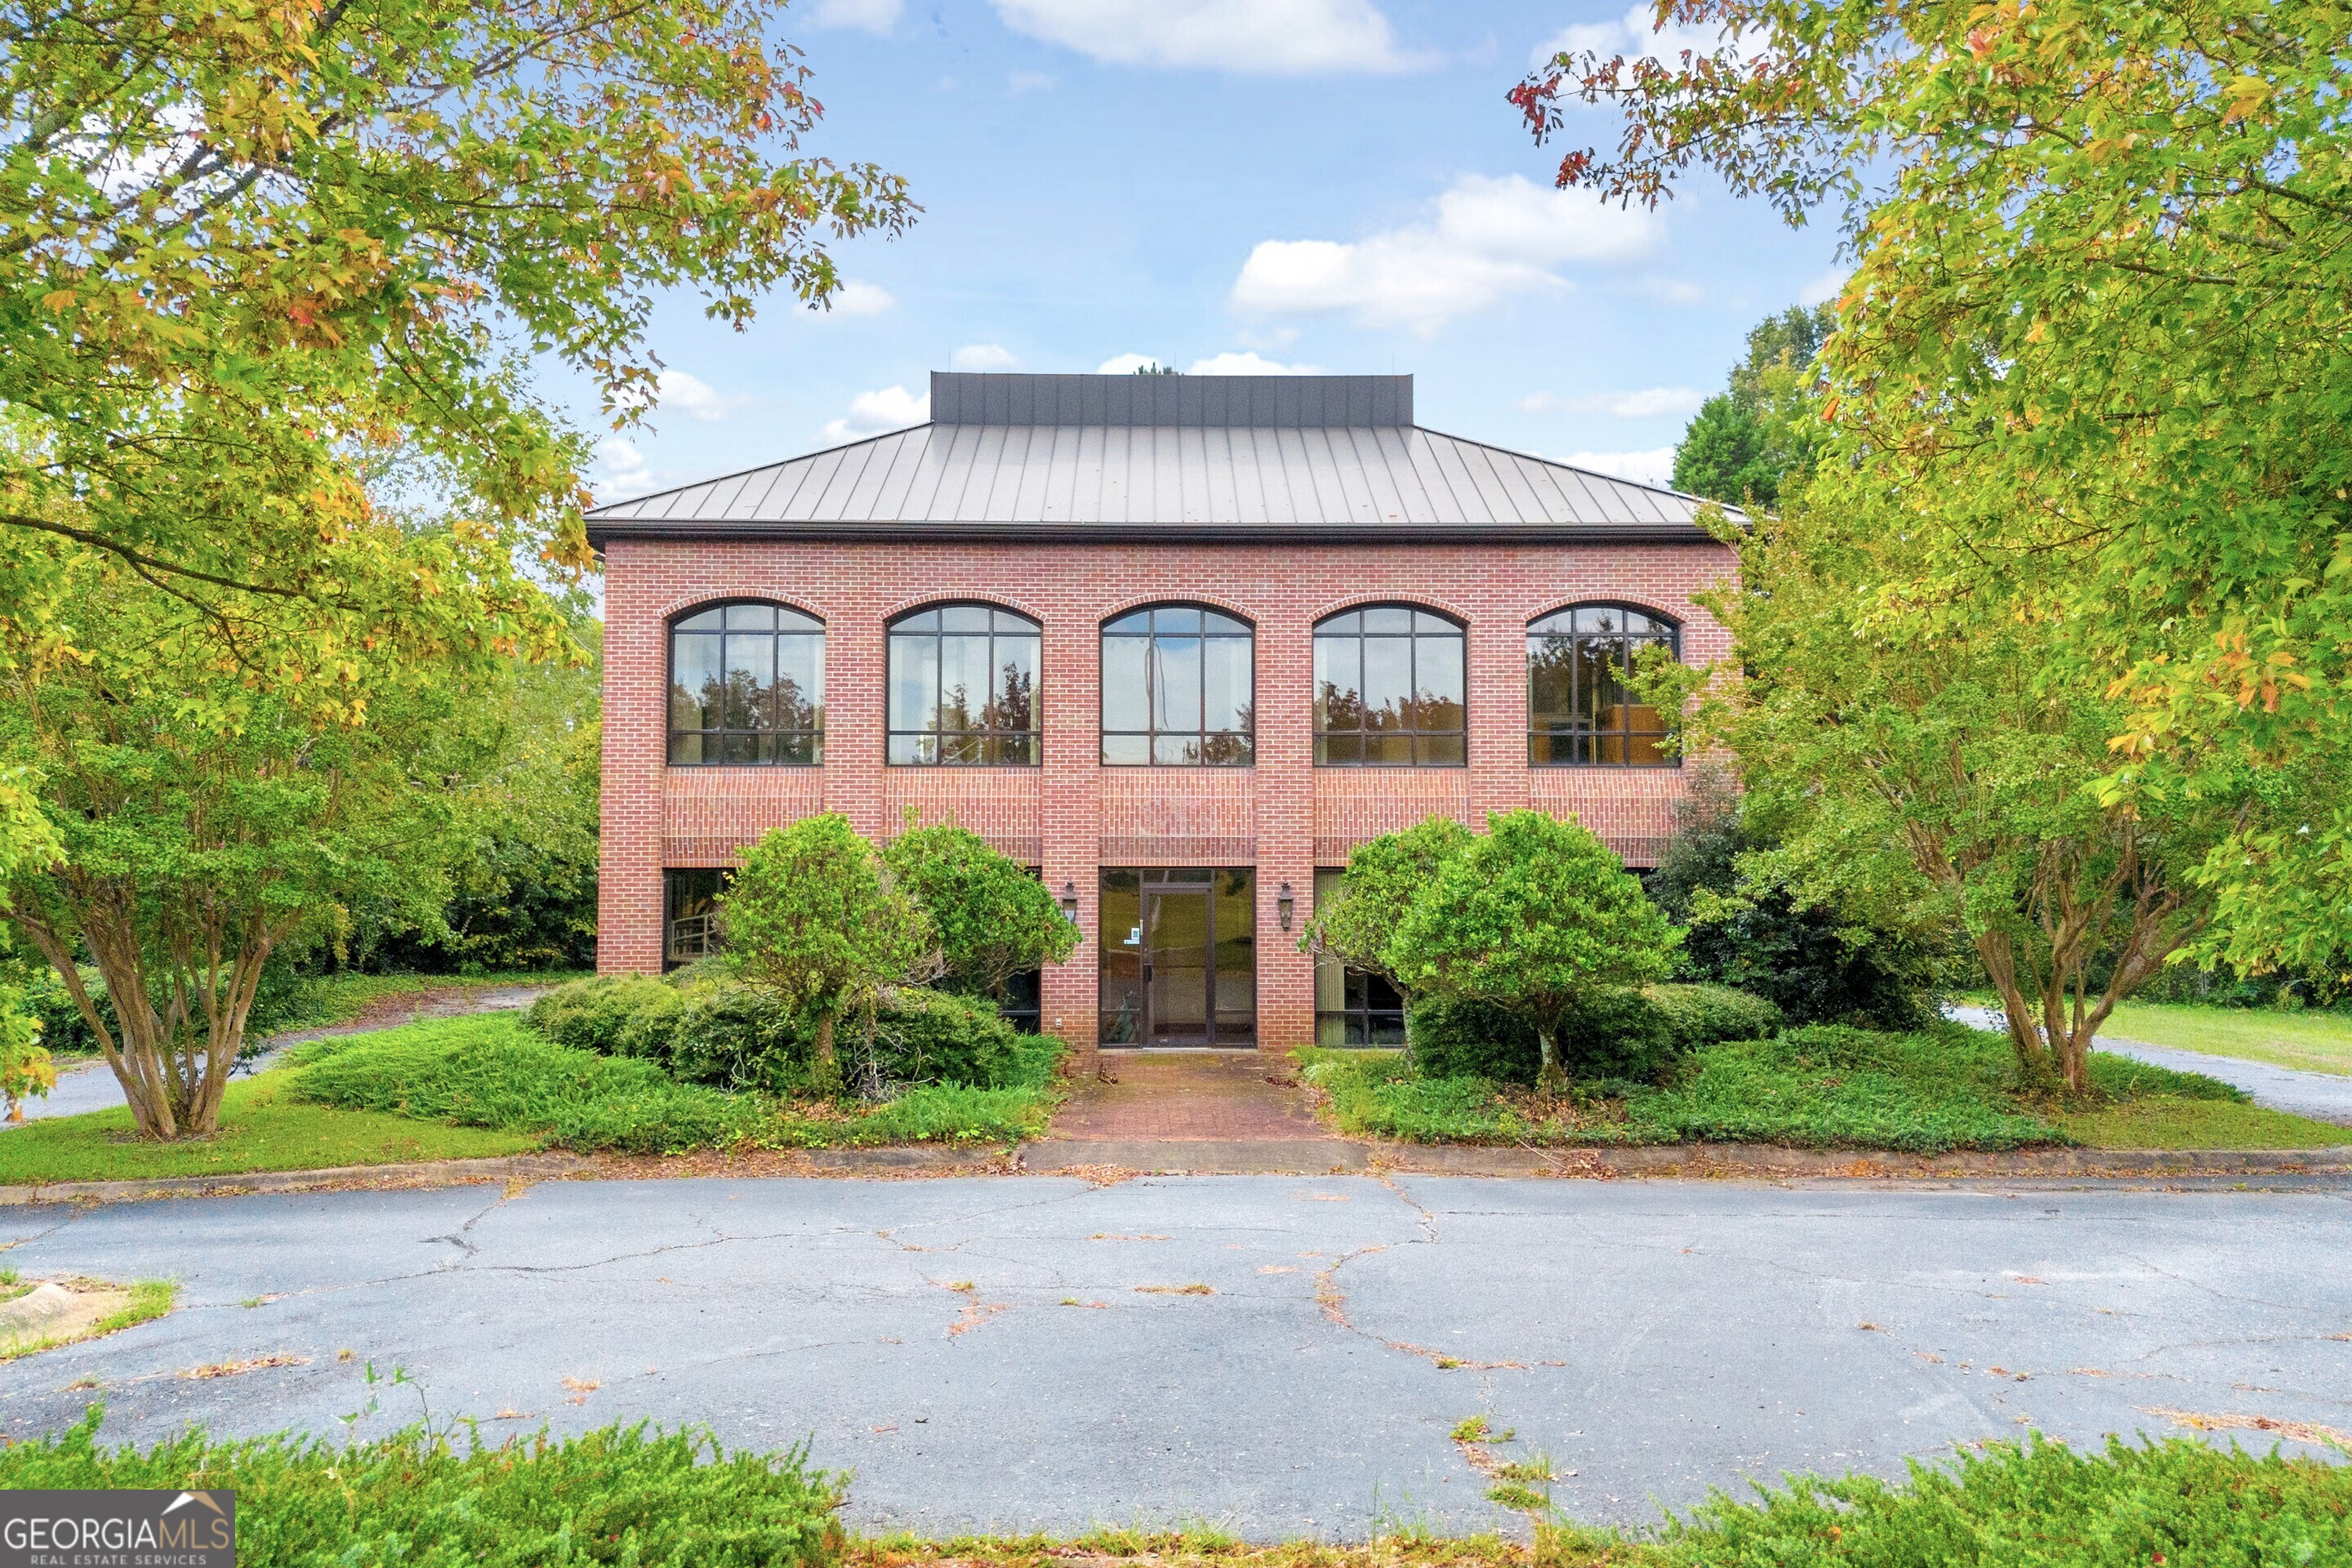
top-left (1515, 0), bottom-right (2352, 977)
top-left (880, 818), bottom-right (1076, 1012)
top-left (1298, 815), bottom-right (1472, 1058)
top-left (1637, 494), bottom-right (2265, 1095)
top-left (2, 573), bottom-right (461, 1138)
top-left (0, 0), bottom-right (915, 879)
top-left (1386, 810), bottom-right (1682, 1094)
top-left (723, 816), bottom-right (938, 1080)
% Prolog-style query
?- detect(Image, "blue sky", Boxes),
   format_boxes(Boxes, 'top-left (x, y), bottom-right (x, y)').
top-left (572, 0), bottom-right (1844, 505)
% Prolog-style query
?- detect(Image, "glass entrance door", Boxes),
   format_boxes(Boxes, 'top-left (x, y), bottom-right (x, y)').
top-left (1099, 868), bottom-right (1255, 1047)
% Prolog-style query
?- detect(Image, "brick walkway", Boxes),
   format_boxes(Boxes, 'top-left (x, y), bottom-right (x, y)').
top-left (1046, 1051), bottom-right (1330, 1142)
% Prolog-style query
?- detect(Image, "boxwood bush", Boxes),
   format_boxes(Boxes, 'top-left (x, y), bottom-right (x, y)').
top-left (1408, 982), bottom-right (1780, 1087)
top-left (0, 1405), bottom-right (846, 1568)
top-left (524, 973), bottom-right (679, 1058)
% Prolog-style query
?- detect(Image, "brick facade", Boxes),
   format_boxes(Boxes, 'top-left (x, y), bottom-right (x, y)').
top-left (597, 537), bottom-right (1737, 1058)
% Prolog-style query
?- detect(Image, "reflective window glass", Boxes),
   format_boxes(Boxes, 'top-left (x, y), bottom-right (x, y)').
top-left (1312, 605), bottom-right (1466, 767)
top-left (887, 604), bottom-right (1042, 766)
top-left (1099, 606), bottom-right (1254, 766)
top-left (1526, 604), bottom-right (1681, 767)
top-left (667, 602), bottom-right (824, 766)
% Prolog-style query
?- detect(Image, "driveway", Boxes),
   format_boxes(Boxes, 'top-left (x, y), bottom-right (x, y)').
top-left (0, 1174), bottom-right (2345, 1539)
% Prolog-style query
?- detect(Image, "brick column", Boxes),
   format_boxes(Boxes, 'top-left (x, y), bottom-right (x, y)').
top-left (1467, 571), bottom-right (1531, 828)
top-left (827, 584), bottom-right (889, 844)
top-left (1040, 598), bottom-right (1101, 1062)
top-left (597, 541), bottom-right (666, 974)
top-left (1254, 572), bottom-right (1316, 1053)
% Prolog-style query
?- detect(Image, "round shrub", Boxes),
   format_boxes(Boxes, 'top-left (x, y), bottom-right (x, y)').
top-left (1646, 982), bottom-right (1784, 1049)
top-left (668, 975), bottom-right (804, 1093)
top-left (526, 973), bottom-right (679, 1056)
top-left (863, 990), bottom-right (1022, 1088)
top-left (1409, 989), bottom-right (1674, 1086)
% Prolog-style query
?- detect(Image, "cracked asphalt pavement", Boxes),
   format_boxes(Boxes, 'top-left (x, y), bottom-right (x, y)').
top-left (1, 1174), bottom-right (2346, 1539)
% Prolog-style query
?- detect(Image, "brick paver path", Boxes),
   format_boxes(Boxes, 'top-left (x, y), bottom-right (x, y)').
top-left (1048, 1051), bottom-right (1330, 1141)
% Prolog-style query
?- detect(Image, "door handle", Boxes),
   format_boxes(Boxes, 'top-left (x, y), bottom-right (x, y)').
top-left (1143, 964), bottom-right (1153, 982)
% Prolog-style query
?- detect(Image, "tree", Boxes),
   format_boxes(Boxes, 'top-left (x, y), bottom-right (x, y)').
top-left (1515, 0), bottom-right (2352, 973)
top-left (880, 818), bottom-right (1076, 1010)
top-left (0, 0), bottom-right (914, 893)
top-left (2, 573), bottom-right (460, 1138)
top-left (1386, 810), bottom-right (1681, 1094)
top-left (721, 816), bottom-right (936, 1077)
top-left (1638, 489), bottom-right (2271, 1094)
top-left (1671, 304), bottom-right (1833, 508)
top-left (1298, 816), bottom-right (1473, 1053)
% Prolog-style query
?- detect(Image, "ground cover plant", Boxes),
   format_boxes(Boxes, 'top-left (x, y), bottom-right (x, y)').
top-left (293, 1013), bottom-right (1058, 1155)
top-left (0, 1068), bottom-right (536, 1186)
top-left (0, 1406), bottom-right (847, 1568)
top-left (1302, 1021), bottom-right (2351, 1155)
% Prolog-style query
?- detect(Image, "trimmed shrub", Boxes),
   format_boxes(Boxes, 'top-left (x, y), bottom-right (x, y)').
top-left (1410, 989), bottom-right (1674, 1086)
top-left (864, 989), bottom-right (1022, 1088)
top-left (1646, 982), bottom-right (1783, 1048)
top-left (526, 973), bottom-right (679, 1057)
top-left (0, 1405), bottom-right (845, 1568)
top-left (296, 1016), bottom-right (765, 1154)
top-left (669, 975), bottom-right (802, 1092)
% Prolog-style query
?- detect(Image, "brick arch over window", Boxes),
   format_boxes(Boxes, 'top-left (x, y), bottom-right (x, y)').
top-left (1311, 604), bottom-right (1466, 767)
top-left (1099, 602), bottom-right (1256, 767)
top-left (1526, 601), bottom-right (1682, 768)
top-left (885, 602), bottom-right (1043, 766)
top-left (666, 599), bottom-right (826, 767)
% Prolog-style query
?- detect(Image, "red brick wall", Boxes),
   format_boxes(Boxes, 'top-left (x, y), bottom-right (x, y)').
top-left (598, 539), bottom-right (1737, 1054)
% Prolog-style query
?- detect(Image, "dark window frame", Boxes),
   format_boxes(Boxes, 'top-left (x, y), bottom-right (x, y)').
top-left (1099, 603), bottom-right (1257, 767)
top-left (1311, 867), bottom-right (1406, 1046)
top-left (1526, 602), bottom-right (1682, 768)
top-left (664, 867), bottom-right (732, 969)
top-left (885, 602), bottom-right (1044, 767)
top-left (666, 599), bottom-right (826, 768)
top-left (1312, 604), bottom-right (1468, 768)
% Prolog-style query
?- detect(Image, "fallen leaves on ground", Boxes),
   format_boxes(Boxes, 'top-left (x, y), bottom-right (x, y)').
top-left (180, 1354), bottom-right (307, 1379)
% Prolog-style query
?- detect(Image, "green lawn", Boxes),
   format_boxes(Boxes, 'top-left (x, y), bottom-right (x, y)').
top-left (260, 968), bottom-right (594, 1037)
top-left (2095, 1000), bottom-right (2352, 1077)
top-left (0, 1071), bottom-right (537, 1186)
top-left (2056, 1095), bottom-right (2352, 1150)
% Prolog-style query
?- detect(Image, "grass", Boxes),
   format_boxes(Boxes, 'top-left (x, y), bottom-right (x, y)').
top-left (0, 1280), bottom-right (178, 1361)
top-left (292, 1013), bottom-right (1058, 1155)
top-left (848, 1436), bottom-right (2350, 1568)
top-left (0, 1070), bottom-right (535, 1185)
top-left (0, 1406), bottom-right (846, 1568)
top-left (1300, 1022), bottom-right (2350, 1154)
top-left (1956, 992), bottom-right (2352, 1077)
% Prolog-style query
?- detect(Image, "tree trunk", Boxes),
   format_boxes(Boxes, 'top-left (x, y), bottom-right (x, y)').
top-left (813, 1008), bottom-right (836, 1065)
top-left (1972, 930), bottom-right (2061, 1089)
top-left (1535, 1026), bottom-right (1565, 1096)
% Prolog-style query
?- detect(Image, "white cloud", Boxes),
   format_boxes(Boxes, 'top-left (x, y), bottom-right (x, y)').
top-left (1517, 385), bottom-right (1702, 419)
top-left (1231, 172), bottom-right (1659, 334)
top-left (818, 385), bottom-right (930, 444)
top-left (1798, 267), bottom-right (1848, 307)
top-left (591, 438), bottom-right (651, 501)
top-left (1530, 5), bottom-right (1731, 67)
top-left (1007, 69), bottom-right (1058, 94)
top-left (1096, 352), bottom-right (1165, 374)
top-left (826, 280), bottom-right (896, 316)
top-left (1563, 446), bottom-right (1678, 488)
top-left (812, 0), bottom-right (901, 32)
top-left (1187, 350), bottom-right (1323, 375)
top-left (653, 369), bottom-right (746, 423)
top-left (992, 0), bottom-right (1425, 74)
top-left (952, 343), bottom-right (1022, 371)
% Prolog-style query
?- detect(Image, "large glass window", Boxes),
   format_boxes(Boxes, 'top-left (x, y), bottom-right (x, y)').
top-left (1098, 867), bottom-right (1256, 1047)
top-left (1312, 868), bottom-right (1406, 1046)
top-left (887, 604), bottom-right (1041, 765)
top-left (665, 867), bottom-right (731, 969)
top-left (1528, 604), bottom-right (1681, 766)
top-left (669, 603), bottom-right (824, 765)
top-left (1313, 606), bottom-right (1466, 765)
top-left (1101, 606), bottom-right (1254, 765)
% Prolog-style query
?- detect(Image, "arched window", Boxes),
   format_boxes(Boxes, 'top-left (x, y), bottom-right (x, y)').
top-left (668, 601), bottom-right (824, 765)
top-left (1101, 605), bottom-right (1254, 765)
top-left (1527, 604), bottom-right (1681, 766)
top-left (1312, 606), bottom-right (1465, 766)
top-left (887, 604), bottom-right (1041, 765)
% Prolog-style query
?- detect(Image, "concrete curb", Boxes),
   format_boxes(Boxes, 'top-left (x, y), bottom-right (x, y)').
top-left (0, 1152), bottom-right (595, 1207)
top-left (6, 1140), bottom-right (2348, 1205)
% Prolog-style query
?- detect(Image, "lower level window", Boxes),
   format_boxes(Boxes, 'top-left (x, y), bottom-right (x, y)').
top-left (1312, 868), bottom-right (1406, 1045)
top-left (998, 969), bottom-right (1042, 1035)
top-left (665, 868), bottom-right (730, 969)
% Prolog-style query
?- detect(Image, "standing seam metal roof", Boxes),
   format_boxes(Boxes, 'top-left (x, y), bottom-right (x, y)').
top-left (586, 372), bottom-right (1736, 542)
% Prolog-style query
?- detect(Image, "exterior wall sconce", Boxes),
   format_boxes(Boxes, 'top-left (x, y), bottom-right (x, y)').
top-left (1276, 880), bottom-right (1295, 933)
top-left (1060, 880), bottom-right (1080, 925)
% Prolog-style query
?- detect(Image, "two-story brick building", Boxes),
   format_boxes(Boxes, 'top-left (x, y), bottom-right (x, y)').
top-left (590, 371), bottom-right (1736, 1057)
